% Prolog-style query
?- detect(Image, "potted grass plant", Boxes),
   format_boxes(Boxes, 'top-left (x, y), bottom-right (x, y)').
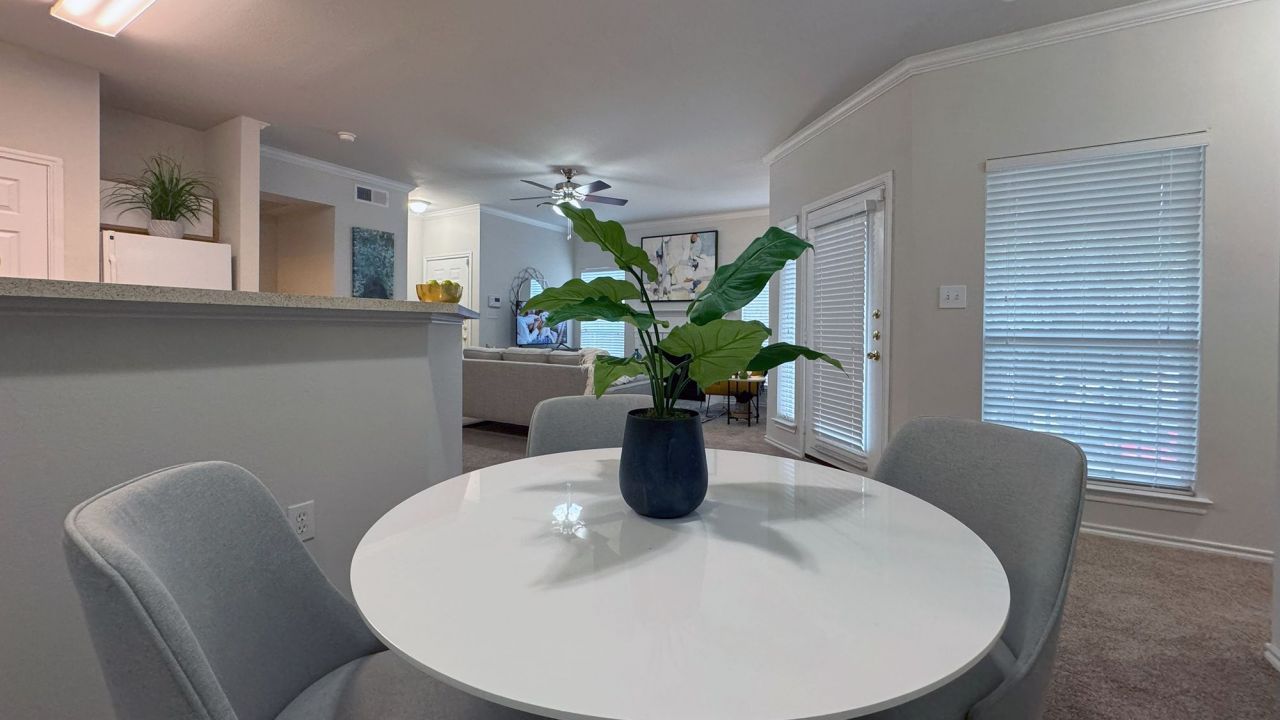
top-left (525, 204), bottom-right (843, 518)
top-left (105, 154), bottom-right (215, 239)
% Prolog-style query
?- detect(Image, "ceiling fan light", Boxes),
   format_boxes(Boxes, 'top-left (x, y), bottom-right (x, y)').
top-left (51, 0), bottom-right (157, 36)
top-left (550, 204), bottom-right (566, 217)
top-left (407, 199), bottom-right (431, 214)
top-left (568, 199), bottom-right (582, 209)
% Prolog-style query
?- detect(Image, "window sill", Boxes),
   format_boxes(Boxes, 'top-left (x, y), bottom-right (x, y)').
top-left (1085, 481), bottom-right (1211, 516)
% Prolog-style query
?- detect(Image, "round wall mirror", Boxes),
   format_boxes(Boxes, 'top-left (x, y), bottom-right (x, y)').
top-left (509, 267), bottom-right (548, 315)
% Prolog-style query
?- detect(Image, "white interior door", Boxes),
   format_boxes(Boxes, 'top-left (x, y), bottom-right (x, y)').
top-left (425, 253), bottom-right (473, 344)
top-left (0, 156), bottom-right (50, 279)
top-left (801, 185), bottom-right (888, 471)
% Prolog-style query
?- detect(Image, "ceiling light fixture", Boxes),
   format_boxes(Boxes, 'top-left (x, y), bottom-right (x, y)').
top-left (407, 199), bottom-right (432, 214)
top-left (50, 0), bottom-right (157, 37)
top-left (337, 131), bottom-right (357, 143)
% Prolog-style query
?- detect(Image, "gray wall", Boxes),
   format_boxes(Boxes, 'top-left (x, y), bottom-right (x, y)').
top-left (479, 211), bottom-right (574, 348)
top-left (261, 152), bottom-right (409, 298)
top-left (0, 300), bottom-right (463, 719)
top-left (768, 1), bottom-right (1280, 555)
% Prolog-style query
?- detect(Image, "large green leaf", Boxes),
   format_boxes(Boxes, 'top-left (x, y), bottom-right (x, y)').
top-left (687, 227), bottom-right (811, 325)
top-left (559, 204), bottom-right (658, 282)
top-left (547, 297), bottom-right (661, 330)
top-left (524, 277), bottom-right (639, 311)
top-left (658, 319), bottom-right (771, 388)
top-left (592, 356), bottom-right (648, 397)
top-left (746, 342), bottom-right (844, 373)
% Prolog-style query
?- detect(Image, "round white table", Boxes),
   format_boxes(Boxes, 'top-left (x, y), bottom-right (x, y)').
top-left (351, 449), bottom-right (1009, 720)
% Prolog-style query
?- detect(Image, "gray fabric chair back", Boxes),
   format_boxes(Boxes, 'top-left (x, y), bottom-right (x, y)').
top-left (64, 462), bottom-right (383, 720)
top-left (527, 394), bottom-right (654, 457)
top-left (874, 417), bottom-right (1086, 720)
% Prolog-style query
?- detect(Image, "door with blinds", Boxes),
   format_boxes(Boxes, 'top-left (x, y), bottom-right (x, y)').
top-left (802, 187), bottom-right (886, 471)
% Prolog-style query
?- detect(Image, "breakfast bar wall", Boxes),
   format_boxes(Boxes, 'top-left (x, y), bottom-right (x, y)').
top-left (0, 279), bottom-right (475, 719)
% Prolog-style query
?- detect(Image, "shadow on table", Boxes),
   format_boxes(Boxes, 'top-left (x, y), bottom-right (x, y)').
top-left (520, 460), bottom-right (872, 588)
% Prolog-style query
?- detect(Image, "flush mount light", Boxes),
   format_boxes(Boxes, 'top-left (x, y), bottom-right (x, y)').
top-left (50, 0), bottom-right (157, 37)
top-left (337, 131), bottom-right (358, 143)
top-left (407, 199), bottom-right (432, 214)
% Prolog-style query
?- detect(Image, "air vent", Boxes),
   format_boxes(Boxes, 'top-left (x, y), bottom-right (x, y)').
top-left (354, 184), bottom-right (389, 207)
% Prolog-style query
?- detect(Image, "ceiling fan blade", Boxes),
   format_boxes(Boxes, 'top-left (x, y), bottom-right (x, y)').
top-left (521, 179), bottom-right (554, 191)
top-left (509, 196), bottom-right (548, 201)
top-left (584, 195), bottom-right (628, 206)
top-left (576, 180), bottom-right (611, 195)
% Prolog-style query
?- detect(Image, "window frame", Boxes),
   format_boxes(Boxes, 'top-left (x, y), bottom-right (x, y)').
top-left (577, 267), bottom-right (629, 357)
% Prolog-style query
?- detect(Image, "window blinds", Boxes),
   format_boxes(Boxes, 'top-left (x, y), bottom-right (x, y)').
top-left (740, 283), bottom-right (770, 338)
top-left (982, 143), bottom-right (1205, 490)
top-left (578, 269), bottom-right (628, 357)
top-left (809, 209), bottom-right (868, 462)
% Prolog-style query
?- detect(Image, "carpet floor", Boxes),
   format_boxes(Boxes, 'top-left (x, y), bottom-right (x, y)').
top-left (462, 406), bottom-right (1278, 719)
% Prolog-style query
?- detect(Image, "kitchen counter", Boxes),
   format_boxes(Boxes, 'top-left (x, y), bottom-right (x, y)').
top-left (0, 277), bottom-right (479, 321)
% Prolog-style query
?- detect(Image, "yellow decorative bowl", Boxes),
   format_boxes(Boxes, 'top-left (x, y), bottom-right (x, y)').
top-left (416, 282), bottom-right (464, 303)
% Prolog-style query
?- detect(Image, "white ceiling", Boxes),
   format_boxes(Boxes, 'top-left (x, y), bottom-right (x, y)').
top-left (1, 0), bottom-right (1147, 222)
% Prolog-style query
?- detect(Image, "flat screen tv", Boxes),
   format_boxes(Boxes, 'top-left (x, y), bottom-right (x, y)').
top-left (516, 302), bottom-right (568, 348)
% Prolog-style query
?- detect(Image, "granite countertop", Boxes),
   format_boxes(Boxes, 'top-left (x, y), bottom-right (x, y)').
top-left (0, 278), bottom-right (479, 319)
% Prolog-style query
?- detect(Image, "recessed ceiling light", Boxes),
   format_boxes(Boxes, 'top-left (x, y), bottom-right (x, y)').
top-left (337, 131), bottom-right (357, 143)
top-left (408, 199), bottom-right (432, 214)
top-left (50, 0), bottom-right (157, 37)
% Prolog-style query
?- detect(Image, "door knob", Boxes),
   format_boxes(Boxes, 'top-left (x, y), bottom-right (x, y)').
top-left (866, 351), bottom-right (881, 361)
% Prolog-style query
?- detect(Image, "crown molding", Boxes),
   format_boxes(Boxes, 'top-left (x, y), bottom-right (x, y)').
top-left (415, 204), bottom-right (566, 233)
top-left (626, 208), bottom-right (769, 232)
top-left (479, 206), bottom-right (566, 233)
top-left (259, 145), bottom-right (416, 194)
top-left (764, 0), bottom-right (1259, 166)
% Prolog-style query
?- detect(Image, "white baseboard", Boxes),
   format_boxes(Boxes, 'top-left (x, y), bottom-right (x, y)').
top-left (1081, 522), bottom-right (1273, 562)
top-left (1265, 643), bottom-right (1280, 674)
top-left (763, 435), bottom-right (804, 459)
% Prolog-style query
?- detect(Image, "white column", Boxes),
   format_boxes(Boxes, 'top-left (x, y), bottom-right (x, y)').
top-left (203, 116), bottom-right (266, 290)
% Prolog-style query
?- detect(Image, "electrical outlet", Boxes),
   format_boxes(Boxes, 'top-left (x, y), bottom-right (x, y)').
top-left (939, 285), bottom-right (967, 309)
top-left (287, 500), bottom-right (315, 541)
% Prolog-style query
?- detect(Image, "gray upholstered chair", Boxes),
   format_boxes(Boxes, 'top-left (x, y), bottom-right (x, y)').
top-left (63, 461), bottom-right (537, 720)
top-left (526, 394), bottom-right (653, 457)
top-left (866, 417), bottom-right (1086, 720)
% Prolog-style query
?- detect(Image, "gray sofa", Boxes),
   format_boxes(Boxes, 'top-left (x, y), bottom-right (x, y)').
top-left (462, 347), bottom-right (602, 426)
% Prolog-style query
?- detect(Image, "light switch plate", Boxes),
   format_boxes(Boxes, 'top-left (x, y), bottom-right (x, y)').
top-left (939, 285), bottom-right (967, 309)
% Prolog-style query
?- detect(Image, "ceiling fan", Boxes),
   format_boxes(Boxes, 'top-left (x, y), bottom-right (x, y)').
top-left (510, 168), bottom-right (629, 213)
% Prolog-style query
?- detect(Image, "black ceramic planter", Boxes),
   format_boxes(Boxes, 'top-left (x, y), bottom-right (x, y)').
top-left (619, 408), bottom-right (708, 518)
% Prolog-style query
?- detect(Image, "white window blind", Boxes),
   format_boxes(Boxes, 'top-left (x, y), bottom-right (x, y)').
top-left (809, 207), bottom-right (868, 461)
top-left (776, 218), bottom-right (799, 423)
top-left (982, 143), bottom-right (1205, 491)
top-left (741, 283), bottom-right (770, 340)
top-left (529, 278), bottom-right (544, 297)
top-left (578, 269), bottom-right (627, 357)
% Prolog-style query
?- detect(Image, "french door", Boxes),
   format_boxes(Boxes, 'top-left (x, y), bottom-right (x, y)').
top-left (801, 184), bottom-right (887, 471)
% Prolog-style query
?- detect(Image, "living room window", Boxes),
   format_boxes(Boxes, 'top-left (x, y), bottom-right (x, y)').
top-left (740, 283), bottom-right (770, 339)
top-left (982, 138), bottom-right (1205, 491)
top-left (578, 268), bottom-right (627, 356)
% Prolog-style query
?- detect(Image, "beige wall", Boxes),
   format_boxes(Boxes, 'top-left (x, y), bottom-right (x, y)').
top-left (478, 211), bottom-right (574, 348)
top-left (274, 206), bottom-right (337, 296)
top-left (100, 106), bottom-right (208, 180)
top-left (0, 41), bottom-right (100, 280)
top-left (769, 1), bottom-right (1280, 555)
top-left (206, 117), bottom-right (264, 290)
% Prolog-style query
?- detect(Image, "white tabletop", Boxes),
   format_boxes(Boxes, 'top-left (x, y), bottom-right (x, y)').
top-left (351, 449), bottom-right (1009, 720)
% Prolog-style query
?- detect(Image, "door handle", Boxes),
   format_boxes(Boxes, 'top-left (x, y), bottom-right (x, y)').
top-left (867, 351), bottom-right (881, 361)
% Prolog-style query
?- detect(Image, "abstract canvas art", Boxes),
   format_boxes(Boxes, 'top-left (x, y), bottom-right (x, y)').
top-left (640, 231), bottom-right (718, 301)
top-left (352, 227), bottom-right (395, 299)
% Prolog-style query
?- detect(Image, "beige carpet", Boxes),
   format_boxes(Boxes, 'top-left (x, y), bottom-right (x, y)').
top-left (462, 408), bottom-right (1278, 719)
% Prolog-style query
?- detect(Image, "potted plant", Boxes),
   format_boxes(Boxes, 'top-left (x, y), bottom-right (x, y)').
top-left (526, 204), bottom-right (842, 518)
top-left (105, 154), bottom-right (215, 239)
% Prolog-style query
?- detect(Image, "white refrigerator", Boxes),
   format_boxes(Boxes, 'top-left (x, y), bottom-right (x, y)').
top-left (101, 231), bottom-right (233, 290)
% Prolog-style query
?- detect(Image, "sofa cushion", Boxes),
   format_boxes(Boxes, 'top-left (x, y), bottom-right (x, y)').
top-left (463, 347), bottom-right (504, 361)
top-left (502, 348), bottom-right (550, 363)
top-left (547, 350), bottom-right (588, 366)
